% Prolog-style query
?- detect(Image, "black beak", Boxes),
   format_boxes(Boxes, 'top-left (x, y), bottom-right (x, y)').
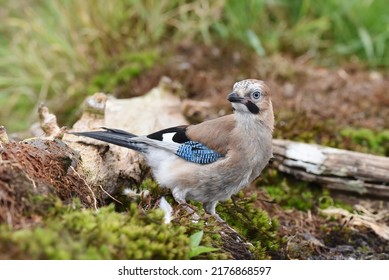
top-left (228, 92), bottom-right (244, 103)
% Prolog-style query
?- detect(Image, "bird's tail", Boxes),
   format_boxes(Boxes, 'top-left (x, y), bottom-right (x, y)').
top-left (70, 127), bottom-right (144, 151)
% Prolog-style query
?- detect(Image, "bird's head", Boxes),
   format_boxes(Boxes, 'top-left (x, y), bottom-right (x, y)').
top-left (228, 79), bottom-right (274, 129)
top-left (228, 79), bottom-right (272, 114)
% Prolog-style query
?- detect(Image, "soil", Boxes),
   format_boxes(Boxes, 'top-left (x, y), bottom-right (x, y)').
top-left (260, 192), bottom-right (389, 259)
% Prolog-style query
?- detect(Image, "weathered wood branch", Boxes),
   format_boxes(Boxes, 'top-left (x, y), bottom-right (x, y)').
top-left (271, 139), bottom-right (389, 198)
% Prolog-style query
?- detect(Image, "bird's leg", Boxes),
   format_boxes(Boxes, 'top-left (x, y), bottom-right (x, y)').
top-left (172, 188), bottom-right (199, 220)
top-left (203, 201), bottom-right (226, 224)
top-left (203, 201), bottom-right (245, 241)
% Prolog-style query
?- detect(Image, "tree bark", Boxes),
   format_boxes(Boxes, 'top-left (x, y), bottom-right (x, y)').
top-left (271, 139), bottom-right (389, 198)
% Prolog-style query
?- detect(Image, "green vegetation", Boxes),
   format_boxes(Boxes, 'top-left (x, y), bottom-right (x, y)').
top-left (274, 111), bottom-right (389, 156)
top-left (218, 192), bottom-right (281, 259)
top-left (340, 128), bottom-right (389, 156)
top-left (1, 0), bottom-right (388, 130)
top-left (176, 217), bottom-right (231, 260)
top-left (188, 231), bottom-right (219, 258)
top-left (1, 0), bottom-right (162, 130)
top-left (0, 201), bottom-right (190, 259)
top-left (0, 188), bottom-right (279, 259)
top-left (261, 168), bottom-right (353, 212)
top-left (117, 178), bottom-right (280, 259)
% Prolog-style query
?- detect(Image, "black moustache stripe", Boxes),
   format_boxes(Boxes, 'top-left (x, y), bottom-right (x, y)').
top-left (246, 101), bottom-right (260, 114)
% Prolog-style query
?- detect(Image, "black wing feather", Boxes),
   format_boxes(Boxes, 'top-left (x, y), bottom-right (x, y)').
top-left (147, 125), bottom-right (189, 143)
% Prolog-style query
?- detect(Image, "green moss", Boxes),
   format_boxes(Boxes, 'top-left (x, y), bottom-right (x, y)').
top-left (274, 111), bottom-right (350, 148)
top-left (318, 190), bottom-right (353, 212)
top-left (262, 168), bottom-right (352, 212)
top-left (126, 179), bottom-right (281, 260)
top-left (112, 178), bottom-right (229, 260)
top-left (321, 223), bottom-right (353, 247)
top-left (138, 178), bottom-right (163, 195)
top-left (262, 169), bottom-right (318, 211)
top-left (275, 112), bottom-right (389, 157)
top-left (0, 202), bottom-right (190, 259)
top-left (111, 178), bottom-right (169, 212)
top-left (217, 194), bottom-right (281, 259)
top-left (340, 128), bottom-right (389, 156)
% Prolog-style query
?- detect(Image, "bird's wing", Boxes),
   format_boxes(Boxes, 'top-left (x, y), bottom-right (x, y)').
top-left (142, 125), bottom-right (225, 164)
top-left (142, 115), bottom-right (236, 164)
top-left (71, 116), bottom-right (235, 165)
top-left (185, 114), bottom-right (235, 156)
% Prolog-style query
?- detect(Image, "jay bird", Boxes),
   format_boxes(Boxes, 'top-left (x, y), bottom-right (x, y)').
top-left (72, 79), bottom-right (274, 222)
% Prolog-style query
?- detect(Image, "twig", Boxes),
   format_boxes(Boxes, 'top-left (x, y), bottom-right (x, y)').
top-left (99, 185), bottom-right (123, 205)
top-left (25, 173), bottom-right (37, 190)
top-left (70, 166), bottom-right (98, 212)
top-left (0, 126), bottom-right (10, 144)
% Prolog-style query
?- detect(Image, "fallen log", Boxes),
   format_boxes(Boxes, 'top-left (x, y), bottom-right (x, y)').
top-left (271, 139), bottom-right (389, 198)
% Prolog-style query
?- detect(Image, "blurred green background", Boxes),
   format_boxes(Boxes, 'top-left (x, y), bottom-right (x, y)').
top-left (1, 0), bottom-right (388, 132)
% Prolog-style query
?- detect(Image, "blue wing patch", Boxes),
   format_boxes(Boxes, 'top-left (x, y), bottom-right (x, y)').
top-left (176, 141), bottom-right (223, 164)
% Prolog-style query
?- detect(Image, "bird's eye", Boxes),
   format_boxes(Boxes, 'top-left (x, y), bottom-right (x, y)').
top-left (251, 91), bottom-right (262, 100)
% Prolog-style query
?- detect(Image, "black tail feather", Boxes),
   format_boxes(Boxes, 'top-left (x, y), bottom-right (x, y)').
top-left (100, 127), bottom-right (137, 137)
top-left (70, 129), bottom-right (143, 151)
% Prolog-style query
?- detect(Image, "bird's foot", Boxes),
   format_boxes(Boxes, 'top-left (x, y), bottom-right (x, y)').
top-left (211, 213), bottom-right (227, 224)
top-left (208, 213), bottom-right (244, 240)
top-left (177, 202), bottom-right (200, 222)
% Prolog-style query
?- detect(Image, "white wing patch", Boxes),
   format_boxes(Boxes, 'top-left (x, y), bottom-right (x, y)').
top-left (162, 132), bottom-right (176, 143)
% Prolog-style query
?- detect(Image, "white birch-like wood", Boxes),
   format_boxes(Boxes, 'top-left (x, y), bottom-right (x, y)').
top-left (272, 139), bottom-right (389, 198)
